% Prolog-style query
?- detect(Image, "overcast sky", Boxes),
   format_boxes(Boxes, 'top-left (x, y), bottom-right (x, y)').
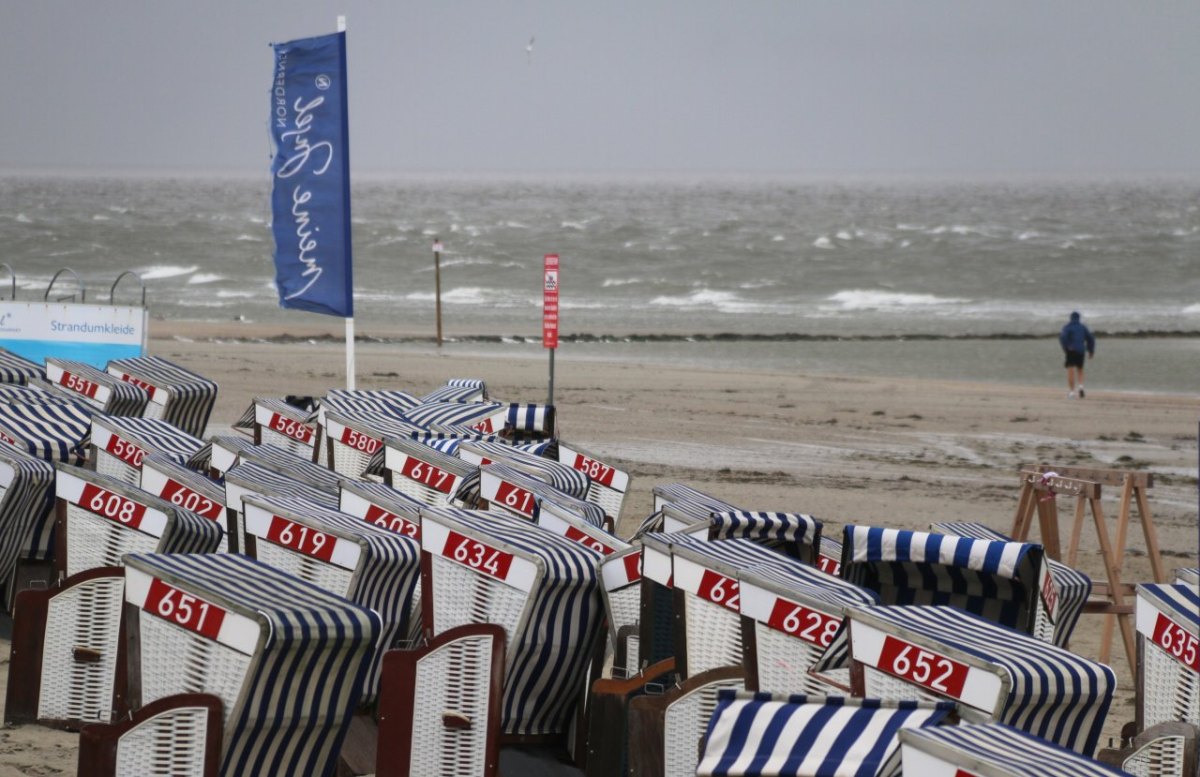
top-left (2, 1), bottom-right (1198, 176)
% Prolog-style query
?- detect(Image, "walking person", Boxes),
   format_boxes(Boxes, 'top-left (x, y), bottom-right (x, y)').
top-left (1059, 311), bottom-right (1095, 398)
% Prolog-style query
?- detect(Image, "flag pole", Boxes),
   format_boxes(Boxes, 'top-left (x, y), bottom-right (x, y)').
top-left (338, 14), bottom-right (355, 390)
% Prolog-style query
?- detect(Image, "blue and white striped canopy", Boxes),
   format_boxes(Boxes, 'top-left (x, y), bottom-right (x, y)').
top-left (711, 511), bottom-right (821, 546)
top-left (124, 552), bottom-right (380, 777)
top-left (502, 403), bottom-right (554, 436)
top-left (482, 462), bottom-right (606, 528)
top-left (0, 441), bottom-right (56, 601)
top-left (844, 605), bottom-right (1115, 755)
top-left (339, 480), bottom-right (425, 525)
top-left (1138, 582), bottom-right (1200, 632)
top-left (932, 520), bottom-right (1091, 648)
top-left (842, 525), bottom-right (1045, 634)
top-left (653, 483), bottom-right (739, 512)
top-left (698, 691), bottom-right (955, 777)
top-left (0, 398), bottom-right (95, 463)
top-left (403, 400), bottom-right (504, 430)
top-left (107, 356), bottom-right (218, 438)
top-left (0, 348), bottom-right (44, 385)
top-left (235, 396), bottom-right (318, 431)
top-left (243, 493), bottom-right (421, 701)
top-left (464, 440), bottom-right (589, 498)
top-left (419, 379), bottom-right (487, 404)
top-left (46, 358), bottom-right (149, 415)
top-left (0, 384), bottom-right (79, 406)
top-left (91, 416), bottom-right (205, 466)
top-left (225, 460), bottom-right (341, 511)
top-left (202, 436), bottom-right (342, 494)
top-left (898, 722), bottom-right (1129, 777)
top-left (323, 388), bottom-right (419, 419)
top-left (421, 506), bottom-right (603, 737)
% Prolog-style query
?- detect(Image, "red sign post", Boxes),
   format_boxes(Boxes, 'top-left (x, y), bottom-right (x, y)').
top-left (543, 254), bottom-right (559, 404)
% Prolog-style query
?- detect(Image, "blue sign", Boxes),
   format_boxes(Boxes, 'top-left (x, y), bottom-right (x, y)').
top-left (269, 31), bottom-right (354, 318)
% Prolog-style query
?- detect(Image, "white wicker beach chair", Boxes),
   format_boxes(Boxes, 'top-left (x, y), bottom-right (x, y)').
top-left (599, 544), bottom-right (645, 676)
top-left (420, 506), bottom-right (604, 737)
top-left (556, 441), bottom-right (631, 525)
top-left (382, 435), bottom-right (476, 507)
top-left (139, 454), bottom-right (227, 537)
top-left (700, 690), bottom-right (956, 777)
top-left (375, 624), bottom-right (507, 777)
top-left (42, 358), bottom-right (149, 415)
top-left (479, 463), bottom-right (606, 529)
top-left (900, 721), bottom-right (1131, 777)
top-left (54, 464), bottom-right (223, 579)
top-left (324, 409), bottom-right (420, 479)
top-left (89, 416), bottom-right (205, 486)
top-left (123, 553), bottom-right (381, 777)
top-left (836, 604), bottom-right (1116, 756)
top-left (222, 458), bottom-right (340, 554)
top-left (106, 356), bottom-right (218, 438)
top-left (1135, 584), bottom-right (1199, 730)
top-left (77, 693), bottom-right (223, 777)
top-left (241, 492), bottom-right (422, 701)
top-left (247, 396), bottom-right (321, 461)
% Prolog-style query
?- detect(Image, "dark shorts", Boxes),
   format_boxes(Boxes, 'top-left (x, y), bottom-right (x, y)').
top-left (1064, 350), bottom-right (1086, 369)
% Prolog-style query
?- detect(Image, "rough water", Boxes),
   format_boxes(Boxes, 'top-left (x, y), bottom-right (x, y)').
top-left (2, 174), bottom-right (1197, 392)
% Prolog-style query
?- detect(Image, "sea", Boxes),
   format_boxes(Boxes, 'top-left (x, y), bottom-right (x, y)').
top-left (2, 173), bottom-right (1198, 394)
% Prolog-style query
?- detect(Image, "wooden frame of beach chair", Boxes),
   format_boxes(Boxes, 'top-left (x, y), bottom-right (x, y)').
top-left (1010, 468), bottom-right (1140, 672)
top-left (382, 435), bottom-right (476, 507)
top-left (122, 553), bottom-right (381, 777)
top-left (5, 566), bottom-right (128, 729)
top-left (89, 416), bottom-right (205, 486)
top-left (42, 357), bottom-right (150, 415)
top-left (138, 454), bottom-right (227, 543)
top-left (420, 507), bottom-right (604, 740)
top-left (54, 464), bottom-right (223, 580)
top-left (700, 691), bottom-right (956, 777)
top-left (0, 442), bottom-right (56, 610)
top-left (241, 493), bottom-right (422, 703)
top-left (583, 657), bottom-right (675, 777)
top-left (627, 665), bottom-right (745, 777)
top-left (77, 693), bottom-right (223, 777)
top-left (250, 397), bottom-right (321, 462)
top-left (899, 721), bottom-right (1130, 777)
top-left (738, 561), bottom-right (877, 696)
top-left (931, 520), bottom-right (1093, 649)
top-left (556, 441), bottom-right (631, 525)
top-left (1106, 721), bottom-right (1200, 777)
top-left (106, 356), bottom-right (218, 438)
top-left (375, 624), bottom-right (507, 777)
top-left (1134, 584), bottom-right (1199, 732)
top-left (844, 604), bottom-right (1116, 756)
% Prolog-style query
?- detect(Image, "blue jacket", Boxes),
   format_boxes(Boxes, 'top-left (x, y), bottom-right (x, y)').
top-left (1059, 313), bottom-right (1095, 355)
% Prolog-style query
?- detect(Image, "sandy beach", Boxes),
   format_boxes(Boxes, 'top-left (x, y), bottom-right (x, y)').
top-left (1, 319), bottom-right (1197, 775)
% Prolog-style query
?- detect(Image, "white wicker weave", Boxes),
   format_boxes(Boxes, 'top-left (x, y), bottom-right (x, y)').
top-left (586, 483), bottom-right (625, 523)
top-left (113, 704), bottom-right (210, 777)
top-left (137, 612), bottom-right (252, 724)
top-left (391, 475), bottom-right (454, 508)
top-left (254, 540), bottom-right (354, 595)
top-left (662, 675), bottom-right (745, 777)
top-left (94, 449), bottom-right (140, 485)
top-left (682, 593), bottom-right (743, 678)
top-left (330, 438), bottom-right (374, 479)
top-left (429, 554), bottom-right (529, 646)
top-left (1143, 638), bottom-right (1200, 727)
top-left (66, 503), bottom-right (159, 576)
top-left (1122, 735), bottom-right (1187, 777)
top-left (259, 425), bottom-right (316, 460)
top-left (39, 576), bottom-right (125, 724)
top-left (753, 622), bottom-right (833, 695)
top-left (408, 631), bottom-right (496, 776)
top-left (863, 664), bottom-right (946, 705)
top-left (140, 401), bottom-right (166, 422)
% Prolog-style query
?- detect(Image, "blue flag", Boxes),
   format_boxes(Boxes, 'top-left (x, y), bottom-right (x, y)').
top-left (269, 32), bottom-right (353, 318)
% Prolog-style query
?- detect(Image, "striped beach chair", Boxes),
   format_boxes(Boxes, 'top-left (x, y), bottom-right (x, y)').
top-left (0, 394), bottom-right (94, 464)
top-left (42, 358), bottom-right (149, 416)
top-left (139, 454), bottom-right (227, 538)
top-left (600, 544), bottom-right (647, 675)
top-left (932, 520), bottom-right (1092, 648)
top-left (240, 493), bottom-right (421, 702)
top-left (123, 552), bottom-right (381, 777)
top-left (202, 435), bottom-right (342, 492)
top-left (382, 435), bottom-right (476, 507)
top-left (0, 346), bottom-right (45, 384)
top-left (900, 721), bottom-right (1129, 777)
top-left (419, 378), bottom-right (487, 404)
top-left (556, 441), bottom-right (631, 524)
top-left (737, 558), bottom-right (877, 695)
top-left (816, 535), bottom-right (842, 576)
top-left (492, 402), bottom-right (556, 440)
top-left (77, 693), bottom-right (224, 777)
top-left (420, 506), bottom-right (604, 737)
top-left (711, 511), bottom-right (823, 561)
top-left (699, 691), bottom-right (956, 777)
top-left (628, 666), bottom-right (747, 777)
top-left (0, 441), bottom-right (56, 609)
top-left (223, 459), bottom-right (340, 554)
top-left (1177, 567), bottom-right (1199, 587)
top-left (244, 397), bottom-right (321, 462)
top-left (840, 525), bottom-right (1055, 640)
top-left (479, 463), bottom-right (605, 528)
top-left (404, 399), bottom-right (506, 429)
top-left (55, 464), bottom-right (224, 578)
top-left (536, 496), bottom-right (627, 558)
top-left (1135, 584), bottom-right (1199, 730)
top-left (324, 388), bottom-right (421, 417)
top-left (89, 416), bottom-right (205, 485)
top-left (106, 356), bottom-right (218, 438)
top-left (654, 483), bottom-right (739, 514)
top-left (323, 409), bottom-right (420, 479)
top-left (837, 604), bottom-right (1115, 756)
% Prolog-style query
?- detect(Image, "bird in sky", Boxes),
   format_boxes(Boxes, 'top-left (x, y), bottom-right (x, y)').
top-left (525, 35), bottom-right (535, 63)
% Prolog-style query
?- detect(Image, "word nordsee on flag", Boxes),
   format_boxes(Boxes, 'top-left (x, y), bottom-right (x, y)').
top-left (269, 31), bottom-right (353, 318)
